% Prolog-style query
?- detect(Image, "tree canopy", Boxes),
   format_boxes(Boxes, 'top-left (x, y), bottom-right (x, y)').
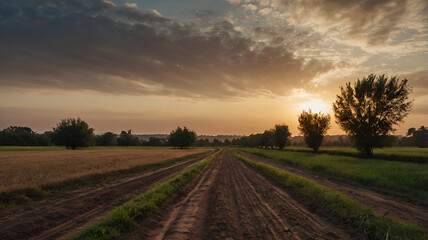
top-left (53, 118), bottom-right (94, 149)
top-left (333, 74), bottom-right (412, 156)
top-left (298, 110), bottom-right (331, 152)
top-left (168, 126), bottom-right (196, 149)
top-left (273, 124), bottom-right (291, 149)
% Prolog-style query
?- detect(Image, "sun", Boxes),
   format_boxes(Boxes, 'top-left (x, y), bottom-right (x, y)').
top-left (299, 99), bottom-right (331, 113)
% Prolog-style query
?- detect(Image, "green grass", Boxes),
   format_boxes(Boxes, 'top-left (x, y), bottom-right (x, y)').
top-left (0, 146), bottom-right (66, 151)
top-left (241, 148), bottom-right (428, 204)
top-left (0, 151), bottom-right (211, 209)
top-left (232, 151), bottom-right (427, 240)
top-left (284, 146), bottom-right (428, 163)
top-left (72, 150), bottom-right (220, 240)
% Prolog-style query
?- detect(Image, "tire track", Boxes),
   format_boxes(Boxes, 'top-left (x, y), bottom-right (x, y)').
top-left (0, 151), bottom-right (215, 240)
top-left (237, 149), bottom-right (428, 230)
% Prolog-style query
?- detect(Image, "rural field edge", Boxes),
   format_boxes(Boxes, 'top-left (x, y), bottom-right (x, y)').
top-left (71, 150), bottom-right (221, 240)
top-left (0, 150), bottom-right (212, 209)
top-left (231, 150), bottom-right (428, 240)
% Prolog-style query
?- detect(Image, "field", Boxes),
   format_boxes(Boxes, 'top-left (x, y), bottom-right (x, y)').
top-left (284, 146), bottom-right (428, 162)
top-left (0, 148), bottom-right (207, 193)
top-left (0, 148), bottom-right (427, 239)
top-left (242, 148), bottom-right (428, 203)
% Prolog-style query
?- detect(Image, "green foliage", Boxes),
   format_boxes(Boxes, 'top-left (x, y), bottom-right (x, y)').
top-left (232, 151), bottom-right (427, 240)
top-left (96, 132), bottom-right (117, 146)
top-left (298, 110), bottom-right (331, 152)
top-left (242, 148), bottom-right (428, 203)
top-left (168, 126), bottom-right (197, 149)
top-left (72, 151), bottom-right (220, 240)
top-left (0, 126), bottom-right (39, 146)
top-left (333, 74), bottom-right (413, 157)
top-left (273, 124), bottom-right (291, 149)
top-left (406, 126), bottom-right (428, 148)
top-left (117, 130), bottom-right (140, 146)
top-left (53, 118), bottom-right (94, 150)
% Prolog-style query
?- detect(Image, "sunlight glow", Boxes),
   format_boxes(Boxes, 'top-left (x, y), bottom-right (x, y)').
top-left (299, 100), bottom-right (331, 113)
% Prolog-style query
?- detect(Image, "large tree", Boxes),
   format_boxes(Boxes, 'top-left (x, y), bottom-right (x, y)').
top-left (168, 126), bottom-right (196, 149)
top-left (333, 74), bottom-right (412, 156)
top-left (273, 124), bottom-right (291, 149)
top-left (298, 110), bottom-right (331, 152)
top-left (53, 118), bottom-right (94, 149)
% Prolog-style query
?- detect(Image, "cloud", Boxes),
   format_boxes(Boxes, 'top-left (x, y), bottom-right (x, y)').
top-left (274, 0), bottom-right (418, 45)
top-left (124, 2), bottom-right (138, 9)
top-left (0, 0), bottom-right (333, 98)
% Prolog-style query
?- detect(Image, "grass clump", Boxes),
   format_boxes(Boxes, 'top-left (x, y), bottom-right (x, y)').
top-left (242, 148), bottom-right (428, 204)
top-left (72, 150), bottom-right (220, 240)
top-left (232, 151), bottom-right (427, 240)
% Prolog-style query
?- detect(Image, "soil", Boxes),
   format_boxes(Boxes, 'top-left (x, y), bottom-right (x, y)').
top-left (236, 149), bottom-right (428, 230)
top-left (0, 151), bottom-right (214, 240)
top-left (126, 149), bottom-right (362, 239)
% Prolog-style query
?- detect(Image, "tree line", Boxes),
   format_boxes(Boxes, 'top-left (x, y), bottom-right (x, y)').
top-left (1, 74), bottom-right (425, 156)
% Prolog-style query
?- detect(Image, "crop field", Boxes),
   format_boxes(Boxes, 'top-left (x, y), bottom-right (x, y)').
top-left (0, 148), bottom-right (207, 193)
top-left (242, 148), bottom-right (428, 203)
top-left (0, 148), bottom-right (427, 240)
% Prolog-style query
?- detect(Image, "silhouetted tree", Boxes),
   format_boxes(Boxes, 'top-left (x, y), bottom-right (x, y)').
top-left (117, 130), bottom-right (139, 146)
top-left (273, 124), bottom-right (291, 149)
top-left (333, 74), bottom-right (413, 157)
top-left (298, 110), bottom-right (331, 152)
top-left (0, 126), bottom-right (39, 146)
top-left (168, 126), bottom-right (196, 149)
top-left (406, 126), bottom-right (428, 148)
top-left (53, 118), bottom-right (94, 149)
top-left (96, 132), bottom-right (117, 146)
top-left (261, 129), bottom-right (275, 148)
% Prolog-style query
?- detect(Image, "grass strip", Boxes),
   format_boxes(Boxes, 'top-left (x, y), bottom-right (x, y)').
top-left (283, 147), bottom-right (428, 163)
top-left (232, 150), bottom-right (427, 240)
top-left (0, 151), bottom-right (211, 209)
top-left (241, 148), bottom-right (428, 204)
top-left (72, 150), bottom-right (220, 240)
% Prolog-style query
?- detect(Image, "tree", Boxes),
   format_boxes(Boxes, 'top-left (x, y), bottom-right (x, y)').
top-left (406, 126), bottom-right (428, 148)
top-left (273, 124), bottom-right (291, 149)
top-left (168, 126), bottom-right (196, 149)
top-left (96, 132), bottom-right (117, 146)
top-left (298, 110), bottom-right (331, 152)
top-left (0, 126), bottom-right (39, 146)
top-left (333, 74), bottom-right (413, 157)
top-left (261, 129), bottom-right (275, 149)
top-left (117, 130), bottom-right (139, 146)
top-left (53, 118), bottom-right (94, 149)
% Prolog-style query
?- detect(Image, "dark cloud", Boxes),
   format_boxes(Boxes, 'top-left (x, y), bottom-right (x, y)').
top-left (277, 0), bottom-right (411, 45)
top-left (0, 0), bottom-right (333, 98)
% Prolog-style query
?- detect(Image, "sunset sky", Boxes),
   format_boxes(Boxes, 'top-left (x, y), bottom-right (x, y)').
top-left (1, 0), bottom-right (427, 135)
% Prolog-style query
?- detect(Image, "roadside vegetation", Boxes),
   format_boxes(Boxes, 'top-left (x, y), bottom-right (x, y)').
top-left (241, 148), bottom-right (428, 204)
top-left (72, 150), bottom-right (220, 240)
top-left (0, 150), bottom-right (210, 208)
top-left (232, 151), bottom-right (427, 240)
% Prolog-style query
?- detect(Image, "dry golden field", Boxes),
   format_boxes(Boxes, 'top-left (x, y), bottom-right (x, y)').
top-left (0, 148), bottom-right (207, 192)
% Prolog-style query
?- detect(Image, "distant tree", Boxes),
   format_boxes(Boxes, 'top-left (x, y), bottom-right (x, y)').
top-left (406, 126), bottom-right (428, 148)
top-left (0, 126), bottom-right (39, 146)
top-left (117, 130), bottom-right (139, 146)
top-left (96, 132), bottom-right (117, 146)
top-left (168, 126), bottom-right (196, 149)
top-left (333, 74), bottom-right (413, 157)
top-left (224, 139), bottom-right (231, 146)
top-left (273, 124), bottom-right (291, 149)
top-left (38, 131), bottom-right (55, 146)
top-left (261, 130), bottom-right (275, 148)
top-left (298, 110), bottom-right (331, 152)
top-left (53, 118), bottom-right (94, 149)
top-left (147, 137), bottom-right (165, 146)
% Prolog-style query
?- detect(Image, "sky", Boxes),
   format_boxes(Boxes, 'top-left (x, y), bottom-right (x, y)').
top-left (0, 0), bottom-right (427, 135)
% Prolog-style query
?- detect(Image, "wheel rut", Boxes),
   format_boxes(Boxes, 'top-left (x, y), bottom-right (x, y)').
top-left (135, 149), bottom-right (360, 240)
top-left (0, 151), bottom-right (214, 240)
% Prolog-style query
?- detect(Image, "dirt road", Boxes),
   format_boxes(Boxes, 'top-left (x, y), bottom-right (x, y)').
top-left (0, 151), bottom-right (214, 240)
top-left (128, 149), bottom-right (361, 239)
top-left (236, 149), bottom-right (428, 230)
